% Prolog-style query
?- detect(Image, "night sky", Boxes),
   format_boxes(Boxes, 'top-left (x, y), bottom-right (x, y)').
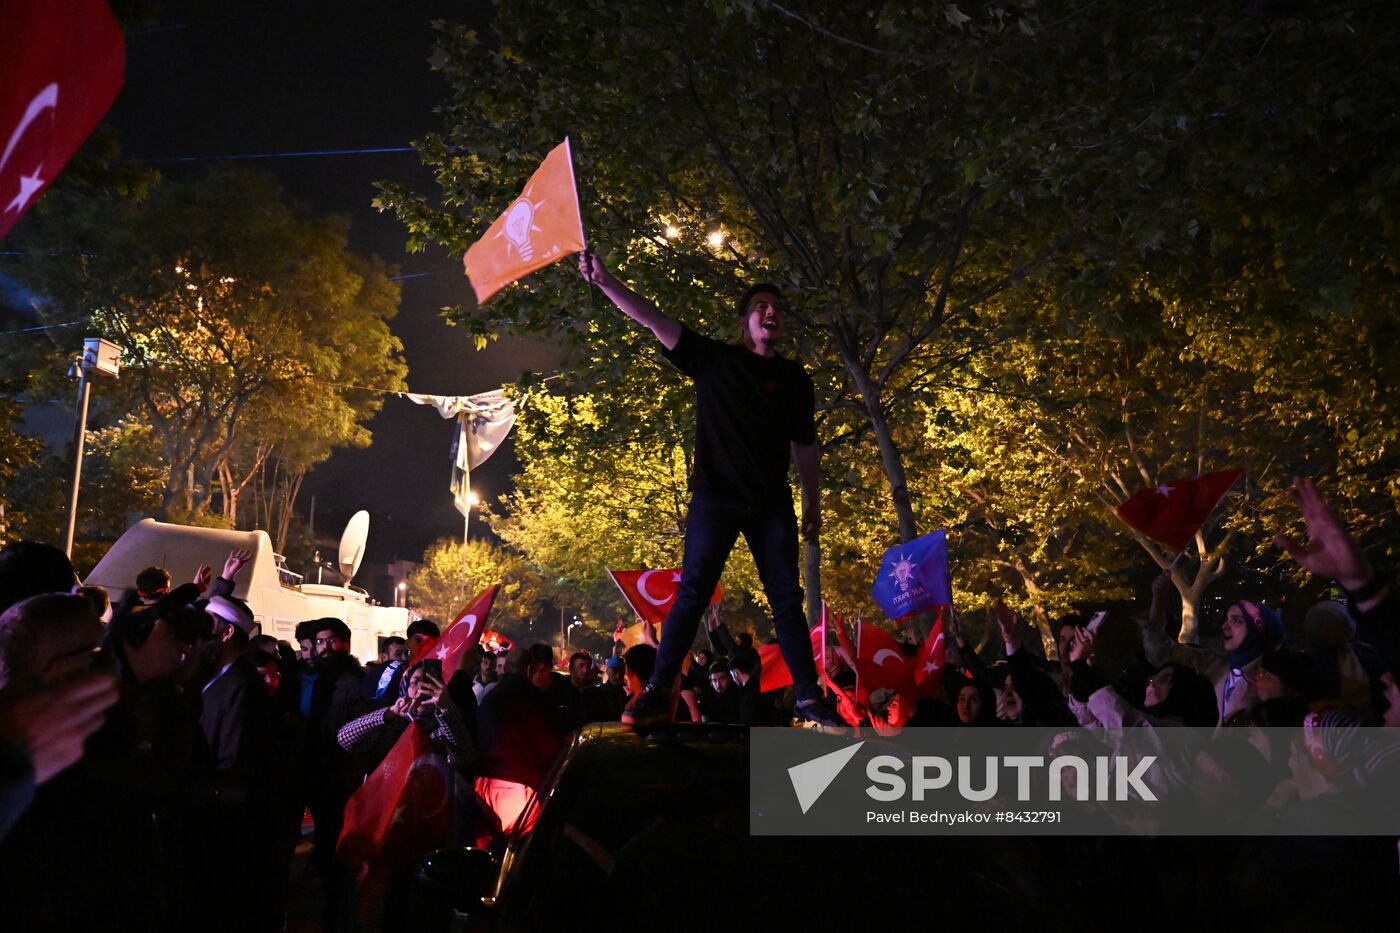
top-left (104, 0), bottom-right (564, 562)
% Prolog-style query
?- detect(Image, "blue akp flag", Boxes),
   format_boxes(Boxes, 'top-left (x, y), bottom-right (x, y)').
top-left (870, 529), bottom-right (953, 619)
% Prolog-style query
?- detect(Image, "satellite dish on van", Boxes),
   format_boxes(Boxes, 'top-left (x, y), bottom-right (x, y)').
top-left (338, 510), bottom-right (370, 582)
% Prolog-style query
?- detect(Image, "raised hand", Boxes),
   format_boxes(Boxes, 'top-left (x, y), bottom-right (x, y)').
top-left (1067, 626), bottom-right (1093, 664)
top-left (579, 248), bottom-right (612, 288)
top-left (994, 599), bottom-right (1022, 652)
top-left (222, 548), bottom-right (252, 581)
top-left (192, 564), bottom-right (212, 593)
top-left (1273, 476), bottom-right (1375, 591)
top-left (417, 672), bottom-right (447, 711)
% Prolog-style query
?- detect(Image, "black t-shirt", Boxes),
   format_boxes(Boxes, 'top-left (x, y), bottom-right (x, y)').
top-left (661, 325), bottom-right (816, 508)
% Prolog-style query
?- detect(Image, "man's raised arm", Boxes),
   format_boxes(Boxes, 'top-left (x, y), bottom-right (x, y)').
top-left (579, 248), bottom-right (681, 350)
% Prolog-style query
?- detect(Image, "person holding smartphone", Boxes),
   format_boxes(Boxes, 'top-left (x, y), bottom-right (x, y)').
top-left (337, 660), bottom-right (473, 772)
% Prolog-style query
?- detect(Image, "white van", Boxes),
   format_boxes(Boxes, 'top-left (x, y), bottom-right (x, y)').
top-left (85, 518), bottom-right (411, 662)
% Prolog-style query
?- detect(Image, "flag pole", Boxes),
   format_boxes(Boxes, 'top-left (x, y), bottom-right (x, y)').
top-left (565, 135), bottom-right (596, 317)
top-left (460, 455), bottom-right (470, 602)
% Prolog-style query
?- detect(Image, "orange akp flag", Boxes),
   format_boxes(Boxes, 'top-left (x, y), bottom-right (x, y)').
top-left (464, 137), bottom-right (586, 304)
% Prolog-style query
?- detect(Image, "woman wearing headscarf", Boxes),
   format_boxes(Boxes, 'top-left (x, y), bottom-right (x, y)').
top-left (337, 660), bottom-right (474, 774)
top-left (1144, 576), bottom-right (1284, 725)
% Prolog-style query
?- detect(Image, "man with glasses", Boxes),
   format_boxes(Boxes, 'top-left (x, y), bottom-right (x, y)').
top-left (580, 250), bottom-right (839, 727)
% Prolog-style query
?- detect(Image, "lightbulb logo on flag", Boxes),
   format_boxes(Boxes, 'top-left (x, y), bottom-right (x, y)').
top-left (870, 529), bottom-right (953, 621)
top-left (464, 136), bottom-right (587, 305)
top-left (500, 194), bottom-right (543, 262)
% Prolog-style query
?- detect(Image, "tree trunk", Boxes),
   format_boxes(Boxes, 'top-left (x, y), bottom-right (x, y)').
top-left (838, 349), bottom-right (918, 542)
top-left (272, 464), bottom-right (305, 553)
top-left (1010, 552), bottom-right (1057, 657)
top-left (803, 540), bottom-right (822, 629)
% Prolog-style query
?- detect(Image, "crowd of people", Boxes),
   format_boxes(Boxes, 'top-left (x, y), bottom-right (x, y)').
top-left (0, 476), bottom-right (1398, 929)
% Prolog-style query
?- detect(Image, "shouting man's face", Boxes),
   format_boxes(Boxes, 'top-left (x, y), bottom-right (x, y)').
top-left (743, 292), bottom-right (784, 349)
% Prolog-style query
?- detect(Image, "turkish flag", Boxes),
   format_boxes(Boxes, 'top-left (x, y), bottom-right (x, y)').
top-left (464, 137), bottom-right (587, 304)
top-left (480, 628), bottom-right (513, 654)
top-left (338, 722), bottom-right (452, 914)
top-left (1116, 468), bottom-right (1243, 552)
top-left (912, 606), bottom-right (947, 698)
top-left (757, 642), bottom-right (790, 692)
top-left (607, 568), bottom-right (722, 626)
top-left (756, 623), bottom-right (830, 692)
top-left (854, 621), bottom-right (910, 703)
top-left (0, 0), bottom-right (125, 240)
top-left (411, 584), bottom-right (500, 671)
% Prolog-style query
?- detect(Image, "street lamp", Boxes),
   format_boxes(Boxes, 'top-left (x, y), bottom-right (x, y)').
top-left (457, 487), bottom-right (485, 602)
top-left (396, 581), bottom-right (408, 608)
top-left (63, 337), bottom-right (120, 556)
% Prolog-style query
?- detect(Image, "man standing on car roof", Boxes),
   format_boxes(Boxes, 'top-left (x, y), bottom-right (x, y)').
top-left (580, 249), bottom-right (840, 727)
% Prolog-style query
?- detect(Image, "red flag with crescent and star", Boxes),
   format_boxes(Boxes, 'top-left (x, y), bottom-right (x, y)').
top-left (410, 584), bottom-right (501, 670)
top-left (463, 137), bottom-right (587, 305)
top-left (854, 620), bottom-right (910, 703)
top-left (1115, 468), bottom-right (1244, 552)
top-left (912, 606), bottom-right (947, 698)
top-left (0, 0), bottom-right (125, 241)
top-left (606, 568), bottom-right (722, 626)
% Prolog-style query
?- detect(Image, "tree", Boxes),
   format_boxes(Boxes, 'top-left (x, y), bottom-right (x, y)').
top-left (0, 399), bottom-right (41, 542)
top-left (408, 536), bottom-right (559, 648)
top-left (382, 0), bottom-right (1073, 555)
top-left (11, 167), bottom-right (409, 529)
top-left (380, 0), bottom-right (1400, 636)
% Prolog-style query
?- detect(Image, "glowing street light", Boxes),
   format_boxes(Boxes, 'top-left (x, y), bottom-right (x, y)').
top-left (665, 224), bottom-right (680, 239)
top-left (707, 230), bottom-right (724, 247)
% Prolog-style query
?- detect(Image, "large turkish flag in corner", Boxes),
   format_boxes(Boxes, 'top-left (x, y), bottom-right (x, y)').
top-left (0, 0), bottom-right (125, 240)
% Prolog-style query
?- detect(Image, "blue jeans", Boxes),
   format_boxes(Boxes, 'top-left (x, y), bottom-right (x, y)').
top-left (651, 495), bottom-right (821, 704)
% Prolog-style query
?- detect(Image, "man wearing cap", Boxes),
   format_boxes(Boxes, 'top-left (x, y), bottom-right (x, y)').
top-left (185, 594), bottom-right (281, 932)
top-left (197, 596), bottom-right (262, 769)
top-left (580, 249), bottom-right (839, 727)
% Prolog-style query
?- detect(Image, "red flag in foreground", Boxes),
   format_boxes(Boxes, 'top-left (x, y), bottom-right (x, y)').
top-left (341, 585), bottom-right (496, 915)
top-left (756, 624), bottom-right (830, 693)
top-left (464, 137), bottom-right (587, 304)
top-left (338, 722), bottom-right (451, 914)
top-left (607, 568), bottom-right (722, 626)
top-left (411, 584), bottom-right (500, 670)
top-left (1116, 468), bottom-right (1244, 552)
top-left (0, 0), bottom-right (125, 241)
